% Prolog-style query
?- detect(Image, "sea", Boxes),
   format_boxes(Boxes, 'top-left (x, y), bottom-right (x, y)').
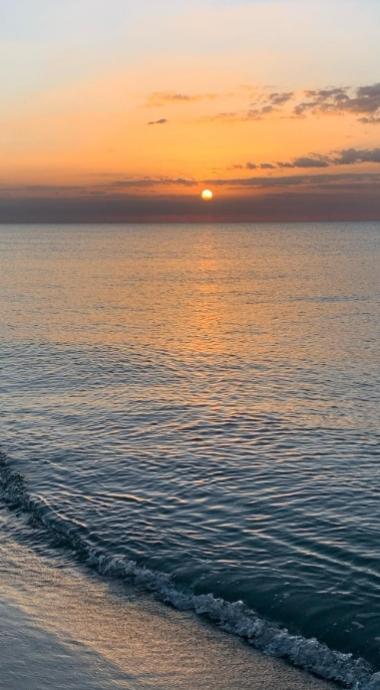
top-left (0, 222), bottom-right (379, 689)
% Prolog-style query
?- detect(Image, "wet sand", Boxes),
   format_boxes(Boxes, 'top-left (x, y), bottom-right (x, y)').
top-left (0, 523), bottom-right (338, 690)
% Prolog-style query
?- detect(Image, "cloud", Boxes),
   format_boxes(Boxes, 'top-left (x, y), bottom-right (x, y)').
top-left (359, 115), bottom-right (380, 125)
top-left (278, 156), bottom-right (330, 169)
top-left (246, 105), bottom-right (274, 119)
top-left (268, 91), bottom-right (294, 106)
top-left (335, 147), bottom-right (380, 164)
top-left (0, 177), bottom-right (197, 200)
top-left (234, 147), bottom-right (380, 171)
top-left (147, 118), bottom-right (168, 125)
top-left (203, 172), bottom-right (380, 190)
top-left (211, 105), bottom-right (278, 122)
top-left (239, 158), bottom-right (329, 171)
top-left (294, 87), bottom-right (349, 116)
top-left (210, 82), bottom-right (380, 124)
top-left (108, 176), bottom-right (195, 188)
top-left (243, 92), bottom-right (294, 120)
top-left (147, 91), bottom-right (217, 106)
top-left (2, 174), bottom-right (380, 224)
top-left (6, 171), bottom-right (380, 201)
top-left (248, 91), bottom-right (295, 119)
top-left (210, 111), bottom-right (244, 122)
top-left (279, 156), bottom-right (330, 168)
top-left (294, 83), bottom-right (380, 122)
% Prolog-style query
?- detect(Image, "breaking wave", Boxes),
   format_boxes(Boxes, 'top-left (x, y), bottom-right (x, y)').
top-left (0, 451), bottom-right (377, 690)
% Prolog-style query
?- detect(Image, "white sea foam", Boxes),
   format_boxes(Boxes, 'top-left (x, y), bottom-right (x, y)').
top-left (0, 452), bottom-right (376, 689)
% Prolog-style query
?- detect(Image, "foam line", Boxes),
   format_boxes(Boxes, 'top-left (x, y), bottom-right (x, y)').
top-left (0, 452), bottom-right (376, 689)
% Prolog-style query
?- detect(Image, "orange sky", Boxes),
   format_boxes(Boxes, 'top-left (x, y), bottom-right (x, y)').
top-left (1, 0), bottom-right (380, 220)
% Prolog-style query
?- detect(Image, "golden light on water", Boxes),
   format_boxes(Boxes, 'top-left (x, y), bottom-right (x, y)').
top-left (201, 189), bottom-right (214, 201)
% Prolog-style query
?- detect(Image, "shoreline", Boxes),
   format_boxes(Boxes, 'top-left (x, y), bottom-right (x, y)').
top-left (0, 510), bottom-right (339, 690)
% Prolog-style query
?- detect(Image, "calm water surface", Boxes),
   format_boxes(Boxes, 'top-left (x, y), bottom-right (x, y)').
top-left (0, 223), bottom-right (379, 681)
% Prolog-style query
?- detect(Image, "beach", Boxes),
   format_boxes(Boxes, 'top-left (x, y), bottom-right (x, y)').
top-left (0, 509), bottom-right (337, 690)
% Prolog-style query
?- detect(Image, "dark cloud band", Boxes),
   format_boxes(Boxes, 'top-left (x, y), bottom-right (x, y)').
top-left (2, 173), bottom-right (380, 223)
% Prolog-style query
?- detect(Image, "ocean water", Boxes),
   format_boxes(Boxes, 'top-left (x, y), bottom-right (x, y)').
top-left (1, 222), bottom-right (379, 688)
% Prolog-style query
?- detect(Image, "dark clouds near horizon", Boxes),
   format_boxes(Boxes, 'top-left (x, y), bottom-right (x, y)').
top-left (2, 172), bottom-right (380, 223)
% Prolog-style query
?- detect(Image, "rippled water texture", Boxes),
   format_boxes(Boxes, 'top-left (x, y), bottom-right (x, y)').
top-left (1, 223), bottom-right (379, 674)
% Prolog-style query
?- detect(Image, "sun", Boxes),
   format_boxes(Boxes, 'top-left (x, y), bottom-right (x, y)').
top-left (201, 189), bottom-right (213, 201)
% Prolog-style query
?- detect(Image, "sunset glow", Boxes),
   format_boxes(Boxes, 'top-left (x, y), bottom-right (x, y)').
top-left (1, 5), bottom-right (380, 687)
top-left (1, 1), bottom-right (380, 222)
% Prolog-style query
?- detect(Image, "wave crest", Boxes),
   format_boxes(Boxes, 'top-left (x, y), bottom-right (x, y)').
top-left (0, 452), bottom-right (375, 689)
